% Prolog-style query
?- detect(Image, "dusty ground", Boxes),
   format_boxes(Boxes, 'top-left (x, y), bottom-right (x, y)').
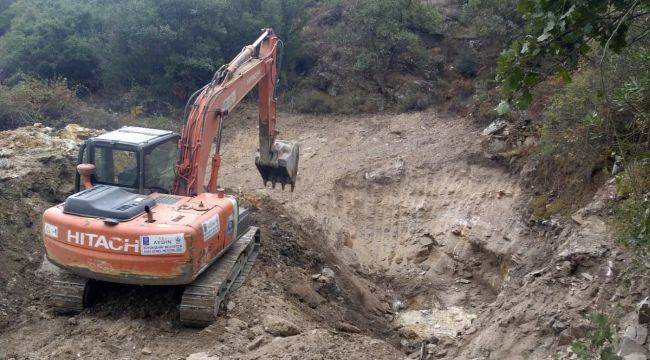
top-left (0, 108), bottom-right (648, 360)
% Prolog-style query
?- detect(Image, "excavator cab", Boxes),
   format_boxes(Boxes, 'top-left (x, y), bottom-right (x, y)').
top-left (75, 126), bottom-right (180, 194)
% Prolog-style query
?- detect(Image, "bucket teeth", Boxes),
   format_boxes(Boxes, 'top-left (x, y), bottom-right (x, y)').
top-left (255, 140), bottom-right (299, 191)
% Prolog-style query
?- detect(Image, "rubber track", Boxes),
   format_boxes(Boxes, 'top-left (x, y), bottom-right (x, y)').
top-left (179, 227), bottom-right (260, 327)
top-left (231, 236), bottom-right (260, 291)
top-left (50, 271), bottom-right (92, 314)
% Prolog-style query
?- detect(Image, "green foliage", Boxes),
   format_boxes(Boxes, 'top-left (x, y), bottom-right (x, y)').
top-left (572, 312), bottom-right (622, 360)
top-left (0, 0), bottom-right (308, 102)
top-left (527, 39), bottom-right (649, 217)
top-left (0, 78), bottom-right (119, 130)
top-left (293, 90), bottom-right (335, 114)
top-left (336, 0), bottom-right (441, 77)
top-left (96, 0), bottom-right (230, 98)
top-left (461, 0), bottom-right (523, 42)
top-left (497, 0), bottom-right (648, 106)
top-left (0, 0), bottom-right (101, 88)
top-left (612, 194), bottom-right (650, 250)
top-left (0, 78), bottom-right (82, 129)
top-left (0, 0), bottom-right (442, 113)
top-left (534, 67), bottom-right (610, 209)
top-left (613, 161), bottom-right (650, 250)
top-left (0, 0), bottom-right (13, 35)
top-left (291, 0), bottom-right (441, 112)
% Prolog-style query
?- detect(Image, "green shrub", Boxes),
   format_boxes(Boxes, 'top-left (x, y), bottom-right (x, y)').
top-left (612, 196), bottom-right (650, 251)
top-left (0, 78), bottom-right (81, 129)
top-left (571, 312), bottom-right (621, 360)
top-left (0, 78), bottom-right (120, 130)
top-left (530, 45), bottom-right (649, 217)
top-left (613, 162), bottom-right (650, 250)
top-left (293, 90), bottom-right (335, 114)
top-left (461, 0), bottom-right (522, 42)
top-left (338, 0), bottom-right (441, 77)
top-left (294, 0), bottom-right (442, 113)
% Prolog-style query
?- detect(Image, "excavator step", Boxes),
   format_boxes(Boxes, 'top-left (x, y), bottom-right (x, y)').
top-left (179, 227), bottom-right (260, 327)
top-left (49, 270), bottom-right (94, 314)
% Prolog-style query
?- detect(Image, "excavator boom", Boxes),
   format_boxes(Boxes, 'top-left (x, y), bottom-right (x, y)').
top-left (173, 29), bottom-right (299, 196)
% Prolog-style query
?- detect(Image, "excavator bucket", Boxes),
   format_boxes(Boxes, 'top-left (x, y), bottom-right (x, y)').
top-left (255, 140), bottom-right (299, 191)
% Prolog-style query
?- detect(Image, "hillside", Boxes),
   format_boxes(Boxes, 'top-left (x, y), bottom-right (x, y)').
top-left (0, 0), bottom-right (648, 359)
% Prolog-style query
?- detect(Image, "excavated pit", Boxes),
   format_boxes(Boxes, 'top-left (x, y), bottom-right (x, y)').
top-left (0, 115), bottom-right (508, 359)
top-left (1, 109), bottom-right (647, 360)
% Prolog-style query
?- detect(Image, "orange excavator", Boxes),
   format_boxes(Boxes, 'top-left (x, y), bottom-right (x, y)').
top-left (41, 29), bottom-right (299, 326)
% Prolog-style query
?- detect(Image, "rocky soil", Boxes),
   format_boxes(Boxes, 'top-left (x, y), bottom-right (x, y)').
top-left (0, 109), bottom-right (648, 360)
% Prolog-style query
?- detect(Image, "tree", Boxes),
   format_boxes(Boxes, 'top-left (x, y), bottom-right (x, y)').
top-left (339, 0), bottom-right (441, 77)
top-left (0, 0), bottom-right (101, 88)
top-left (497, 0), bottom-right (649, 107)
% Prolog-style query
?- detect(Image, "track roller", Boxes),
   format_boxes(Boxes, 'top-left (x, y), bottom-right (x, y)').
top-left (179, 227), bottom-right (260, 327)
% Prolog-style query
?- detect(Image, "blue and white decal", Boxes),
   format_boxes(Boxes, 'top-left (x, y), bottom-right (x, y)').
top-left (140, 233), bottom-right (185, 255)
top-left (201, 214), bottom-right (220, 241)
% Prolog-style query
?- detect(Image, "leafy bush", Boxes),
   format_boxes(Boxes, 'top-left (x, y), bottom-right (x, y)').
top-left (0, 0), bottom-right (446, 113)
top-left (0, 78), bottom-right (119, 130)
top-left (460, 0), bottom-right (523, 55)
top-left (292, 90), bottom-right (335, 114)
top-left (292, 0), bottom-right (442, 113)
top-left (572, 312), bottom-right (621, 360)
top-left (496, 0), bottom-right (646, 107)
top-left (0, 78), bottom-right (81, 129)
top-left (612, 196), bottom-right (650, 251)
top-left (338, 0), bottom-right (441, 77)
top-left (527, 43), bottom-right (649, 217)
top-left (613, 161), bottom-right (650, 250)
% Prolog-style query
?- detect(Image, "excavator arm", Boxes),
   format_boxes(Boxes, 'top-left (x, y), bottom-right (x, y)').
top-left (173, 29), bottom-right (299, 196)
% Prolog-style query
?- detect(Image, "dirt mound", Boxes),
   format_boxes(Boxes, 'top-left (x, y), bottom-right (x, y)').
top-left (0, 124), bottom-right (95, 328)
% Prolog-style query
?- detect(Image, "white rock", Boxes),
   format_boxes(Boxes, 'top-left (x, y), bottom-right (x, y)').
top-left (392, 300), bottom-right (407, 311)
top-left (225, 301), bottom-right (235, 311)
top-left (482, 119), bottom-right (507, 136)
top-left (227, 317), bottom-right (248, 330)
top-left (187, 352), bottom-right (220, 360)
top-left (623, 354), bottom-right (647, 360)
top-left (262, 315), bottom-right (300, 337)
top-left (623, 324), bottom-right (648, 345)
top-left (246, 335), bottom-right (266, 351)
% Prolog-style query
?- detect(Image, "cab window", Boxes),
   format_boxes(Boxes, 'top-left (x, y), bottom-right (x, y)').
top-left (93, 147), bottom-right (138, 188)
top-left (144, 138), bottom-right (178, 193)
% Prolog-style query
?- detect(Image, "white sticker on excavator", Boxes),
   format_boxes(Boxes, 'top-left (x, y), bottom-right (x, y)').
top-left (43, 223), bottom-right (58, 238)
top-left (201, 215), bottom-right (220, 241)
top-left (140, 233), bottom-right (185, 255)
